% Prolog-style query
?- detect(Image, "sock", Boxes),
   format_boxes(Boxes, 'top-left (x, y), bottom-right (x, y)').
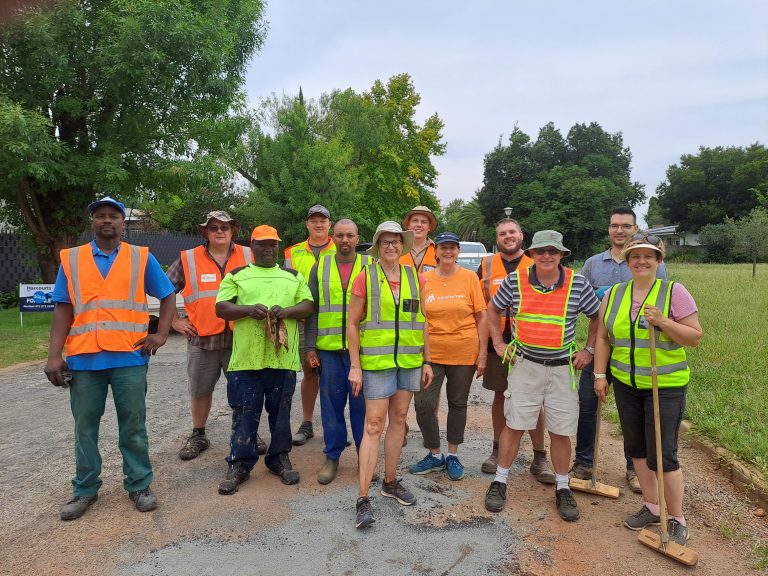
top-left (431, 451), bottom-right (443, 458)
top-left (645, 502), bottom-right (660, 516)
top-left (532, 446), bottom-right (546, 453)
top-left (193, 427), bottom-right (205, 435)
top-left (494, 466), bottom-right (510, 484)
top-left (674, 515), bottom-right (687, 526)
top-left (556, 474), bottom-right (570, 491)
top-left (447, 452), bottom-right (457, 459)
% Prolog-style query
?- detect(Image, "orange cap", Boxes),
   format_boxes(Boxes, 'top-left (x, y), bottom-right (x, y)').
top-left (250, 225), bottom-right (282, 241)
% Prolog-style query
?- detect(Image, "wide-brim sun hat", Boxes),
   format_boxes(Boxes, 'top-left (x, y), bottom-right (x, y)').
top-left (524, 229), bottom-right (571, 257)
top-left (403, 205), bottom-right (437, 233)
top-left (620, 237), bottom-right (666, 261)
top-left (198, 210), bottom-right (240, 235)
top-left (368, 221), bottom-right (414, 258)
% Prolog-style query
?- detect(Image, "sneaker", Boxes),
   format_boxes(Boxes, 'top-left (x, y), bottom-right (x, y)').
top-left (626, 469), bottom-right (642, 494)
top-left (446, 455), bottom-right (464, 481)
top-left (623, 505), bottom-right (661, 530)
top-left (218, 464), bottom-right (250, 495)
top-left (60, 495), bottom-right (98, 521)
top-left (257, 433), bottom-right (268, 455)
top-left (317, 457), bottom-right (339, 485)
top-left (667, 518), bottom-right (689, 545)
top-left (381, 478), bottom-right (416, 506)
top-left (555, 488), bottom-right (580, 521)
top-left (267, 453), bottom-right (300, 485)
top-left (484, 481), bottom-right (507, 512)
top-left (355, 497), bottom-right (375, 529)
top-left (409, 452), bottom-right (446, 475)
top-left (128, 488), bottom-right (158, 512)
top-left (481, 444), bottom-right (499, 474)
top-left (569, 460), bottom-right (593, 481)
top-left (530, 450), bottom-right (556, 485)
top-left (178, 431), bottom-right (210, 460)
top-left (292, 421), bottom-right (314, 446)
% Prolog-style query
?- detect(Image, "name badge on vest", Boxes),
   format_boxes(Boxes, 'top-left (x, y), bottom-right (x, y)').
top-left (200, 273), bottom-right (217, 283)
top-left (422, 265), bottom-right (435, 272)
top-left (493, 278), bottom-right (504, 285)
top-left (637, 315), bottom-right (649, 330)
top-left (402, 299), bottom-right (420, 313)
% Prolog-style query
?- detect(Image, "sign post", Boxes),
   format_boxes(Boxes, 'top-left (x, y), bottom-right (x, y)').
top-left (19, 284), bottom-right (56, 328)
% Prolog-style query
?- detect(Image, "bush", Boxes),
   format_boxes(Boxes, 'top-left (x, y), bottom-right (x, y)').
top-left (0, 291), bottom-right (18, 310)
top-left (698, 222), bottom-right (740, 263)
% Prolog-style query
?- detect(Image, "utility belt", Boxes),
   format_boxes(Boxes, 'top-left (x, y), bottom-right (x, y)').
top-left (517, 353), bottom-right (570, 367)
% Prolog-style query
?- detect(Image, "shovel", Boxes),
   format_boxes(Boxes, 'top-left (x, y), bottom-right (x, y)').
top-left (569, 397), bottom-right (620, 498)
top-left (637, 327), bottom-right (698, 566)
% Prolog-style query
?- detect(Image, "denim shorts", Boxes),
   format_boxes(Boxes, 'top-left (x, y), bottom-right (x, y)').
top-left (362, 367), bottom-right (421, 400)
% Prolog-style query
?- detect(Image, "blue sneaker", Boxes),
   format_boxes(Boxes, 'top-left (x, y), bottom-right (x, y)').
top-left (446, 455), bottom-right (464, 481)
top-left (409, 452), bottom-right (446, 475)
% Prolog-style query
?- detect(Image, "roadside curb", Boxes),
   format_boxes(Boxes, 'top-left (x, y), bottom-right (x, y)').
top-left (681, 419), bottom-right (768, 510)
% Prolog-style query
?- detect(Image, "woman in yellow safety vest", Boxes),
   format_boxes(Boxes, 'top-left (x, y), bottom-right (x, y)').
top-left (347, 221), bottom-right (433, 530)
top-left (594, 234), bottom-right (702, 547)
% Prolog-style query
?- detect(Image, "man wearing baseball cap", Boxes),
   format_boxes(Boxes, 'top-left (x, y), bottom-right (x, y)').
top-left (45, 196), bottom-right (176, 520)
top-left (483, 230), bottom-right (600, 523)
top-left (215, 224), bottom-right (314, 494)
top-left (284, 205), bottom-right (337, 446)
top-left (166, 210), bottom-right (268, 461)
top-left (400, 205), bottom-right (438, 274)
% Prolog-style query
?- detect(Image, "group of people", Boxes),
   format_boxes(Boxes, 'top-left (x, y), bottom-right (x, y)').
top-left (44, 198), bottom-right (702, 546)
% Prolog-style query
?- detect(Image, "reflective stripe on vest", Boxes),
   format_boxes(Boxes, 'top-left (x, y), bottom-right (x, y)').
top-left (480, 253), bottom-right (533, 332)
top-left (400, 243), bottom-right (437, 274)
top-left (61, 242), bottom-right (149, 355)
top-left (360, 264), bottom-right (425, 370)
top-left (283, 238), bottom-right (336, 280)
top-left (316, 254), bottom-right (371, 350)
top-left (514, 266), bottom-right (574, 349)
top-left (181, 244), bottom-right (251, 336)
top-left (604, 279), bottom-right (688, 389)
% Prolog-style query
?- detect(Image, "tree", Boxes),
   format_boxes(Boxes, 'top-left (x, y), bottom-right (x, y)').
top-left (655, 144), bottom-right (768, 233)
top-left (644, 196), bottom-right (665, 227)
top-left (731, 208), bottom-right (768, 278)
top-left (0, 0), bottom-right (266, 280)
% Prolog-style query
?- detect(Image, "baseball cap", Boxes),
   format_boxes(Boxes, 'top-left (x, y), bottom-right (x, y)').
top-left (251, 225), bottom-right (282, 242)
top-left (434, 231), bottom-right (460, 245)
top-left (307, 204), bottom-right (331, 219)
top-left (87, 196), bottom-right (126, 218)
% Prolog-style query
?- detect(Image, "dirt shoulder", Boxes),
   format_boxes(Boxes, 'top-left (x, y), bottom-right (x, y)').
top-left (0, 334), bottom-right (766, 575)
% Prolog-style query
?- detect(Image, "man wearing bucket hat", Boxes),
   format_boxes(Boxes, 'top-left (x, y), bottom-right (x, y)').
top-left (166, 210), bottom-right (268, 461)
top-left (284, 204), bottom-right (337, 447)
top-left (215, 224), bottom-right (314, 494)
top-left (483, 230), bottom-right (600, 522)
top-left (400, 205), bottom-right (438, 274)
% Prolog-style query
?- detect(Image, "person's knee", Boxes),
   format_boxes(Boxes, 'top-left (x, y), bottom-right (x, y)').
top-left (365, 415), bottom-right (385, 436)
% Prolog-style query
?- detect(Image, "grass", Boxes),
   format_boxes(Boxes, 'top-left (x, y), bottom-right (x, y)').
top-left (0, 308), bottom-right (53, 368)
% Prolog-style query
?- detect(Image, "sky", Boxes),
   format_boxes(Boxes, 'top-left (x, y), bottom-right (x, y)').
top-left (244, 1), bottom-right (768, 225)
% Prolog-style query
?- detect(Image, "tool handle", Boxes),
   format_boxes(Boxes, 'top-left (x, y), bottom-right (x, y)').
top-left (650, 327), bottom-right (669, 544)
top-left (591, 399), bottom-right (603, 483)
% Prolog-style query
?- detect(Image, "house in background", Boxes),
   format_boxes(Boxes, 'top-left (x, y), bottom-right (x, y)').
top-left (647, 224), bottom-right (700, 247)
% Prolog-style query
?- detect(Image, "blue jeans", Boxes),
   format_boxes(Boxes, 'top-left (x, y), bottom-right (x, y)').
top-left (576, 361), bottom-right (633, 471)
top-left (69, 365), bottom-right (152, 496)
top-left (225, 369), bottom-right (295, 472)
top-left (318, 350), bottom-right (365, 461)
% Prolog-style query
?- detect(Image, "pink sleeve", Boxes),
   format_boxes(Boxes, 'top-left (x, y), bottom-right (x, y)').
top-left (417, 273), bottom-right (426, 293)
top-left (669, 283), bottom-right (698, 321)
top-left (351, 269), bottom-right (367, 300)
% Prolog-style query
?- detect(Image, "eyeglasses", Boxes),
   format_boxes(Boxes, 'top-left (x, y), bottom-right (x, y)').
top-left (609, 224), bottom-right (634, 231)
top-left (631, 233), bottom-right (661, 245)
top-left (207, 225), bottom-right (232, 232)
top-left (531, 248), bottom-right (561, 256)
top-left (379, 239), bottom-right (402, 248)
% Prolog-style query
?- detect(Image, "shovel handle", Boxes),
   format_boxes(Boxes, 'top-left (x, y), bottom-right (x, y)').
top-left (650, 327), bottom-right (669, 544)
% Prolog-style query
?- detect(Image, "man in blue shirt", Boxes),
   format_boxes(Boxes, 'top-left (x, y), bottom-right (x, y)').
top-left (573, 207), bottom-right (667, 493)
top-left (45, 196), bottom-right (175, 521)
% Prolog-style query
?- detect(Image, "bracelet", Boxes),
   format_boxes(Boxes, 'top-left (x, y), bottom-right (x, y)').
top-left (593, 373), bottom-right (607, 380)
top-left (423, 361), bottom-right (433, 366)
top-left (585, 346), bottom-right (595, 354)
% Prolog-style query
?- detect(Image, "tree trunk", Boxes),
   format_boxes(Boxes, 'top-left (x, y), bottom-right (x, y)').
top-left (753, 255), bottom-right (757, 279)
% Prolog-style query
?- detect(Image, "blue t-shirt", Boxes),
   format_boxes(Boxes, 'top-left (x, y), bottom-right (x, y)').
top-left (580, 249), bottom-right (667, 299)
top-left (52, 241), bottom-right (175, 370)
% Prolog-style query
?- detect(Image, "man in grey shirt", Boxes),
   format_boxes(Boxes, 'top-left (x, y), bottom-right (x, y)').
top-left (572, 207), bottom-right (667, 493)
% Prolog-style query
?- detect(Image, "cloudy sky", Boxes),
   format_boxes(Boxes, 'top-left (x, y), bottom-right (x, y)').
top-left (245, 1), bottom-right (768, 224)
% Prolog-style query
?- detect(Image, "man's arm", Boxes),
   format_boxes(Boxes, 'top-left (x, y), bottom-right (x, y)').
top-left (44, 302), bottom-right (74, 386)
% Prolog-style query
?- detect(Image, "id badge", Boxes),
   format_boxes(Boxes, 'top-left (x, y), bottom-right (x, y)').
top-left (637, 315), bottom-right (649, 330)
top-left (402, 299), bottom-right (419, 313)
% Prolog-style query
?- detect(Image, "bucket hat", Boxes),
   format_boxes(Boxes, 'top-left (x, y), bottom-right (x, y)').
top-left (368, 221), bottom-right (414, 258)
top-left (524, 230), bottom-right (571, 257)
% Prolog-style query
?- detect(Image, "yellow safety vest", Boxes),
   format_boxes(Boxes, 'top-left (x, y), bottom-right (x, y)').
top-left (316, 254), bottom-right (371, 351)
top-left (284, 238), bottom-right (336, 280)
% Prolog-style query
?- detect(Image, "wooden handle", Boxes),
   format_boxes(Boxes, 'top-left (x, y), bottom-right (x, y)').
top-left (650, 327), bottom-right (669, 544)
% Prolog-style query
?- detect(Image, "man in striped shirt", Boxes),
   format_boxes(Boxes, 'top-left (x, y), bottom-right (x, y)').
top-left (483, 230), bottom-right (599, 523)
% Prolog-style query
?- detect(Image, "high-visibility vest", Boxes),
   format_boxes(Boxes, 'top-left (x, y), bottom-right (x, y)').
top-left (514, 266), bottom-right (574, 350)
top-left (284, 238), bottom-right (335, 280)
top-left (60, 242), bottom-right (150, 356)
top-left (604, 279), bottom-right (688, 389)
top-left (480, 253), bottom-right (534, 332)
top-left (316, 254), bottom-right (371, 351)
top-left (360, 264), bottom-right (425, 370)
top-left (400, 242), bottom-right (437, 273)
top-left (181, 244), bottom-right (252, 337)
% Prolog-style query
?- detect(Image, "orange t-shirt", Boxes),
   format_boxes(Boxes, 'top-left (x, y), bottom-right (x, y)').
top-left (422, 267), bottom-right (486, 365)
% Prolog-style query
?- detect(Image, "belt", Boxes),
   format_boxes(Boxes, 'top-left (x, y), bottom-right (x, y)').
top-left (518, 353), bottom-right (570, 367)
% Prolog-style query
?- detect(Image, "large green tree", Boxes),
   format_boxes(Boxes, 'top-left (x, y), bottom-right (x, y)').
top-left (0, 0), bottom-right (266, 280)
top-left (655, 144), bottom-right (768, 233)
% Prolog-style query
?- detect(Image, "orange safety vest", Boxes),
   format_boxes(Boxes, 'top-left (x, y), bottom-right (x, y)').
top-left (181, 244), bottom-right (252, 336)
top-left (515, 266), bottom-right (574, 349)
top-left (400, 242), bottom-right (437, 273)
top-left (60, 242), bottom-right (150, 356)
top-left (480, 253), bottom-right (533, 333)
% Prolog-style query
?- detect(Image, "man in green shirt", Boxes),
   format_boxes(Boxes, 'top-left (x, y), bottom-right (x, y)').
top-left (215, 225), bottom-right (314, 495)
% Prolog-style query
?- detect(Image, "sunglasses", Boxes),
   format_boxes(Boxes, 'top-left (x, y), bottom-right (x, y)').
top-left (207, 225), bottom-right (232, 232)
top-left (531, 248), bottom-right (561, 256)
top-left (631, 233), bottom-right (660, 245)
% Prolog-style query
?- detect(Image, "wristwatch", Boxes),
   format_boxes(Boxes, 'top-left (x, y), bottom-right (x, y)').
top-left (593, 373), bottom-right (607, 380)
top-left (585, 346), bottom-right (595, 354)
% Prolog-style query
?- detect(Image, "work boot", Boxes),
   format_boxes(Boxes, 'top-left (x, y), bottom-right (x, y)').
top-left (569, 459), bottom-right (593, 480)
top-left (292, 421), bottom-right (314, 446)
top-left (267, 453), bottom-right (300, 485)
top-left (257, 433), bottom-right (268, 455)
top-left (317, 457), bottom-right (339, 485)
top-left (626, 469), bottom-right (642, 494)
top-left (218, 464), bottom-right (250, 495)
top-left (178, 430), bottom-right (210, 460)
top-left (530, 449), bottom-right (556, 485)
top-left (555, 488), bottom-right (580, 521)
top-left (484, 481), bottom-right (507, 513)
top-left (60, 495), bottom-right (98, 521)
top-left (129, 488), bottom-right (158, 512)
top-left (481, 442), bottom-right (499, 474)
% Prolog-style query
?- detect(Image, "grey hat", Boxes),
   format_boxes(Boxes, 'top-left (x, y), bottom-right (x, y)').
top-left (368, 221), bottom-right (415, 259)
top-left (403, 205), bottom-right (437, 232)
top-left (524, 230), bottom-right (571, 257)
top-left (199, 210), bottom-right (236, 227)
top-left (307, 204), bottom-right (331, 219)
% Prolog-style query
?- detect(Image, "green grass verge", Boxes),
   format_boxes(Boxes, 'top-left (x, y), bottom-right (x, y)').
top-left (0, 308), bottom-right (52, 368)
